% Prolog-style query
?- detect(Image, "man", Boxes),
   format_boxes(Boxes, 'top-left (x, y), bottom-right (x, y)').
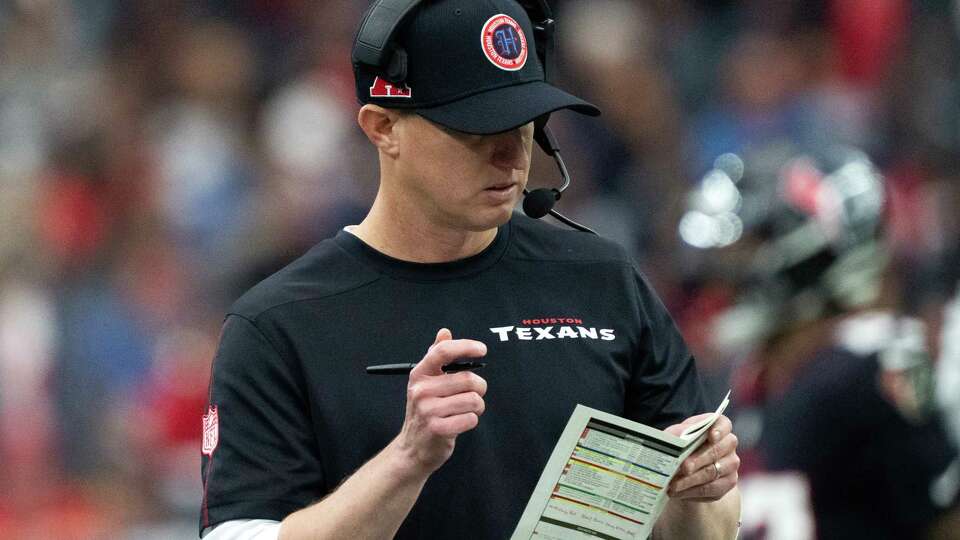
top-left (200, 1), bottom-right (740, 538)
top-left (679, 146), bottom-right (958, 538)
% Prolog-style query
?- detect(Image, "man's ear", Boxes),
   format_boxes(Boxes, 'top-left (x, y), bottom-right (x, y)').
top-left (358, 105), bottom-right (403, 158)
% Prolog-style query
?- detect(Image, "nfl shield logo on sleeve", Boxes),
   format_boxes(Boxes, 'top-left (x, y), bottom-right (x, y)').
top-left (202, 405), bottom-right (219, 456)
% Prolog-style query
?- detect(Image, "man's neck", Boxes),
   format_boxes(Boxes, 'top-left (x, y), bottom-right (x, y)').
top-left (350, 198), bottom-right (499, 264)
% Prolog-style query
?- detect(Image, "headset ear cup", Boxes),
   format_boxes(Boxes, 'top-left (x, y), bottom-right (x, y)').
top-left (385, 48), bottom-right (408, 84)
top-left (532, 17), bottom-right (555, 83)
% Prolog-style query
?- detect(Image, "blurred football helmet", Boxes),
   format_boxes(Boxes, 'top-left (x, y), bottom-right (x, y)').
top-left (679, 144), bottom-right (887, 352)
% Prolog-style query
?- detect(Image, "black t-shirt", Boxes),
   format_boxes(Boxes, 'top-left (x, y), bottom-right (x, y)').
top-left (200, 214), bottom-right (707, 538)
top-left (762, 346), bottom-right (957, 540)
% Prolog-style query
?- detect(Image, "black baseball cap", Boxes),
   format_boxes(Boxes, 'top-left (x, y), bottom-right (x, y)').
top-left (353, 0), bottom-right (600, 135)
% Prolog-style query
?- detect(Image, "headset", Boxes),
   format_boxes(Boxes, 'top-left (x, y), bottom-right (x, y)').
top-left (352, 0), bottom-right (597, 234)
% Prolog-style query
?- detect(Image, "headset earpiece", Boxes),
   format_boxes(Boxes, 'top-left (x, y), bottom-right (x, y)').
top-left (532, 17), bottom-right (555, 82)
top-left (352, 0), bottom-right (421, 72)
top-left (385, 48), bottom-right (408, 83)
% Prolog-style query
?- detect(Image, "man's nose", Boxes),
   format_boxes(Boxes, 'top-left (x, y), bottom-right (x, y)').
top-left (490, 129), bottom-right (528, 171)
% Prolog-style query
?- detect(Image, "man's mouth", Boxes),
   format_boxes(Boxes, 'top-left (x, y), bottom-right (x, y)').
top-left (485, 182), bottom-right (516, 192)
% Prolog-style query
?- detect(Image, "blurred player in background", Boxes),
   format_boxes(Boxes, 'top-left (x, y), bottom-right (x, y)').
top-left (678, 145), bottom-right (960, 539)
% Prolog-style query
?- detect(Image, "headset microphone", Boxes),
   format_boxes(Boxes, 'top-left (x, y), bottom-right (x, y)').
top-left (522, 188), bottom-right (558, 218)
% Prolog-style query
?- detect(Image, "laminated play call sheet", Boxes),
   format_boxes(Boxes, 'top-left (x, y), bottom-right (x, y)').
top-left (511, 391), bottom-right (731, 540)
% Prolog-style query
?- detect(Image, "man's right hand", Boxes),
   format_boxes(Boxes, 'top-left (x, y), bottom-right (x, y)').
top-left (394, 328), bottom-right (488, 475)
top-left (278, 329), bottom-right (488, 539)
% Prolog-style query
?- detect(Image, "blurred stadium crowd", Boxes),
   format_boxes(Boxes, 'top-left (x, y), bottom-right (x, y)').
top-left (1, 0), bottom-right (960, 538)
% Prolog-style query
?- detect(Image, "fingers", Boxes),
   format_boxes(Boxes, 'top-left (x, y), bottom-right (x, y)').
top-left (428, 412), bottom-right (480, 437)
top-left (708, 414), bottom-right (733, 443)
top-left (413, 334), bottom-right (487, 377)
top-left (404, 377), bottom-right (485, 443)
top-left (666, 414), bottom-right (739, 501)
top-left (671, 447), bottom-right (740, 491)
top-left (394, 329), bottom-right (489, 473)
top-left (432, 327), bottom-right (452, 347)
top-left (668, 452), bottom-right (740, 500)
top-left (417, 391), bottom-right (486, 420)
top-left (408, 370), bottom-right (487, 401)
top-left (680, 426), bottom-right (738, 477)
top-left (663, 412), bottom-right (715, 436)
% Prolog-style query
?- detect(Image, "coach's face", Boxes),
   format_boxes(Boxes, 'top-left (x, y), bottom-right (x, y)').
top-left (363, 106), bottom-right (533, 232)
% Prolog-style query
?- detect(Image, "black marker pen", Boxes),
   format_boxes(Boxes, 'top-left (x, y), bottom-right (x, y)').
top-left (365, 361), bottom-right (487, 375)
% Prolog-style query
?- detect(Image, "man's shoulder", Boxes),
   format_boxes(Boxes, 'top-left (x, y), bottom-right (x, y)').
top-left (229, 236), bottom-right (380, 320)
top-left (508, 213), bottom-right (632, 266)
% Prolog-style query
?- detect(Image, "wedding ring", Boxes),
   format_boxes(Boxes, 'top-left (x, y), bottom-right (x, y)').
top-left (713, 461), bottom-right (722, 480)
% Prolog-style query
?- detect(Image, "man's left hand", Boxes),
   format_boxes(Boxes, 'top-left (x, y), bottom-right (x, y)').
top-left (665, 414), bottom-right (739, 501)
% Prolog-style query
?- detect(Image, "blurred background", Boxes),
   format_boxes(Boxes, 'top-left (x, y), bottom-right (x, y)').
top-left (1, 0), bottom-right (959, 538)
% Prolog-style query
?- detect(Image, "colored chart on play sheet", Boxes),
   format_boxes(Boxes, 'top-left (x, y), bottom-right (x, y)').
top-left (512, 393), bottom-right (729, 540)
top-left (534, 421), bottom-right (681, 539)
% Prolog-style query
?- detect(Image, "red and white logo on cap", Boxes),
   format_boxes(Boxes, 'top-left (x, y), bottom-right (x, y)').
top-left (202, 405), bottom-right (219, 456)
top-left (370, 77), bottom-right (412, 98)
top-left (481, 14), bottom-right (528, 71)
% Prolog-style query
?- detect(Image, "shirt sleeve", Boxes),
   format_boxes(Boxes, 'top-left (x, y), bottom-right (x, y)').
top-left (200, 314), bottom-right (325, 533)
top-left (624, 265), bottom-right (708, 429)
top-left (202, 519), bottom-right (281, 540)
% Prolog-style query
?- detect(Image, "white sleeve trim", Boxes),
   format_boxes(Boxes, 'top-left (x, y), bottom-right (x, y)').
top-left (201, 519), bottom-right (282, 540)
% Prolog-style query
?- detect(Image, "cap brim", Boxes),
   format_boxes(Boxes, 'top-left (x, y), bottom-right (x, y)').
top-left (416, 81), bottom-right (600, 135)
